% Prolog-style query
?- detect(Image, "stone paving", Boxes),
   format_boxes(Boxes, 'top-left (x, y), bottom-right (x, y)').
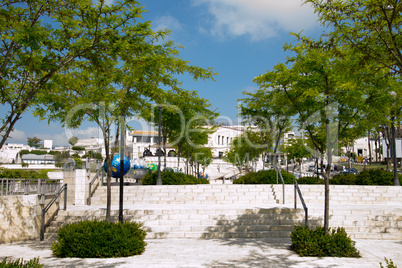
top-left (0, 237), bottom-right (401, 267)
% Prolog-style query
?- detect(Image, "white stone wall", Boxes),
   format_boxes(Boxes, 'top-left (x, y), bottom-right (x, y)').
top-left (0, 195), bottom-right (60, 244)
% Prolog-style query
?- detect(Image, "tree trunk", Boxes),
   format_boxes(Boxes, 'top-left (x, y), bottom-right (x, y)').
top-left (368, 130), bottom-right (372, 165)
top-left (163, 133), bottom-right (167, 171)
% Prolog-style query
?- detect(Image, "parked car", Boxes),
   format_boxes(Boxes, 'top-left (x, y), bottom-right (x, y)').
top-left (341, 168), bottom-right (358, 175)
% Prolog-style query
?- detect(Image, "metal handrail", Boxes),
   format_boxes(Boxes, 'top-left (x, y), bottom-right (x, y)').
top-left (1, 178), bottom-right (61, 196)
top-left (276, 165), bottom-right (285, 204)
top-left (40, 183), bottom-right (67, 241)
top-left (294, 181), bottom-right (308, 227)
top-left (88, 167), bottom-right (103, 205)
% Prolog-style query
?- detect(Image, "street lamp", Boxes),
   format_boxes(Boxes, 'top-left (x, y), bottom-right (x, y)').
top-left (156, 105), bottom-right (162, 185)
top-left (390, 91), bottom-right (400, 186)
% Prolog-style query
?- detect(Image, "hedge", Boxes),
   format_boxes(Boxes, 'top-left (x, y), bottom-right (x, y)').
top-left (142, 170), bottom-right (209, 185)
top-left (233, 170), bottom-right (296, 184)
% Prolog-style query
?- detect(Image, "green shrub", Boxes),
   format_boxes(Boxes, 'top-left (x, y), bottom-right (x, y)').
top-left (297, 176), bottom-right (325, 184)
top-left (73, 158), bottom-right (83, 169)
top-left (330, 173), bottom-right (357, 185)
top-left (0, 168), bottom-right (50, 179)
top-left (72, 145), bottom-right (85, 151)
top-left (233, 170), bottom-right (296, 184)
top-left (380, 258), bottom-right (397, 268)
top-left (356, 169), bottom-right (402, 185)
top-left (142, 170), bottom-right (209, 185)
top-left (0, 257), bottom-right (43, 268)
top-left (290, 225), bottom-right (361, 257)
top-left (51, 220), bottom-right (147, 258)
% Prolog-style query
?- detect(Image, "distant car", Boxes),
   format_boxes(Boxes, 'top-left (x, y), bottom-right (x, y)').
top-left (341, 168), bottom-right (358, 175)
top-left (308, 165), bottom-right (315, 171)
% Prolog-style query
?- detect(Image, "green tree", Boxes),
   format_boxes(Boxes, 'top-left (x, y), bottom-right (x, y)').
top-left (27, 136), bottom-right (42, 148)
top-left (225, 131), bottom-right (265, 174)
top-left (35, 2), bottom-right (216, 221)
top-left (253, 35), bottom-right (382, 232)
top-left (239, 87), bottom-right (292, 169)
top-left (306, 0), bottom-right (402, 185)
top-left (305, 0), bottom-right (402, 77)
top-left (281, 138), bottom-right (312, 171)
top-left (0, 0), bottom-right (145, 149)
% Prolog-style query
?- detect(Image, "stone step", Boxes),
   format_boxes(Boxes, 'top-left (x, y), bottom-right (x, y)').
top-left (44, 207), bottom-right (310, 240)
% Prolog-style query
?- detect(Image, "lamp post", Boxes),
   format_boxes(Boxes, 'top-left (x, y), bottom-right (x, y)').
top-left (119, 117), bottom-right (125, 223)
top-left (390, 91), bottom-right (400, 186)
top-left (157, 105), bottom-right (162, 185)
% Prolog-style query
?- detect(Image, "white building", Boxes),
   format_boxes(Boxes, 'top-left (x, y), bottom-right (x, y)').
top-left (207, 126), bottom-right (245, 158)
top-left (43, 140), bottom-right (53, 149)
top-left (0, 143), bottom-right (31, 164)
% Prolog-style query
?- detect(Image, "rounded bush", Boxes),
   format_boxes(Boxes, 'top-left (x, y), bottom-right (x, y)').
top-left (290, 225), bottom-right (361, 257)
top-left (233, 170), bottom-right (296, 184)
top-left (51, 220), bottom-right (147, 258)
top-left (297, 176), bottom-right (325, 184)
top-left (330, 173), bottom-right (357, 185)
top-left (356, 169), bottom-right (402, 185)
top-left (142, 170), bottom-right (209, 185)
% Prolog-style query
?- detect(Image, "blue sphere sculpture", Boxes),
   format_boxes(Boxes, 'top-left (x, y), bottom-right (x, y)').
top-left (104, 154), bottom-right (130, 178)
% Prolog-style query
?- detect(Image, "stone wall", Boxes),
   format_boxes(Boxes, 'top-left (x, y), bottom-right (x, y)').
top-left (0, 195), bottom-right (60, 244)
top-left (0, 168), bottom-right (92, 244)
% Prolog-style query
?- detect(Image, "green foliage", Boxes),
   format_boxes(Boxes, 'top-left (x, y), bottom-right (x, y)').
top-left (0, 168), bottom-right (49, 179)
top-left (51, 220), bottom-right (147, 258)
top-left (19, 150), bottom-right (48, 156)
top-left (380, 258), bottom-right (398, 268)
top-left (281, 138), bottom-right (312, 165)
top-left (27, 137), bottom-right (42, 148)
top-left (225, 132), bottom-right (266, 172)
top-left (290, 225), bottom-right (361, 257)
top-left (356, 169), bottom-right (402, 186)
top-left (73, 158), bottom-right (83, 169)
top-left (72, 146), bottom-right (85, 151)
top-left (297, 176), bottom-right (325, 184)
top-left (142, 170), bottom-right (209, 185)
top-left (0, 258), bottom-right (43, 268)
top-left (18, 150), bottom-right (30, 156)
top-left (330, 173), bottom-right (357, 185)
top-left (81, 151), bottom-right (103, 160)
top-left (233, 170), bottom-right (295, 184)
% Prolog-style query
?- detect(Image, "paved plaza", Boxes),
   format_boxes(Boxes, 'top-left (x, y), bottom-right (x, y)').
top-left (0, 237), bottom-right (401, 267)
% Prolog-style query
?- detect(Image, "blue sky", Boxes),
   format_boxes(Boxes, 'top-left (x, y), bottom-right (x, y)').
top-left (3, 0), bottom-right (325, 147)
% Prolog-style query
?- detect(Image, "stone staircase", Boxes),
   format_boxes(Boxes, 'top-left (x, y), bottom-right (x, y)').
top-left (44, 184), bottom-right (402, 240)
top-left (272, 184), bottom-right (402, 240)
top-left (45, 185), bottom-right (314, 240)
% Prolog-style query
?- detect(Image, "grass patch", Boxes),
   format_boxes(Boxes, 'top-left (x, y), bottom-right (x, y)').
top-left (0, 257), bottom-right (43, 268)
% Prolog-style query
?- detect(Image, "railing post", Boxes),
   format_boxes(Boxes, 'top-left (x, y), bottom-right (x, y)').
top-left (24, 180), bottom-right (29, 195)
top-left (294, 183), bottom-right (297, 209)
top-left (88, 181), bottom-right (92, 206)
top-left (56, 181), bottom-right (60, 203)
top-left (64, 184), bottom-right (67, 210)
top-left (40, 179), bottom-right (45, 205)
top-left (40, 210), bottom-right (45, 241)
top-left (305, 207), bottom-right (308, 227)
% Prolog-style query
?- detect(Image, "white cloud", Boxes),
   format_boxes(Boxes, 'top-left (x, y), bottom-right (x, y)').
top-left (192, 0), bottom-right (319, 41)
top-left (65, 127), bottom-right (104, 141)
top-left (153, 16), bottom-right (182, 32)
top-left (6, 129), bottom-right (27, 144)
